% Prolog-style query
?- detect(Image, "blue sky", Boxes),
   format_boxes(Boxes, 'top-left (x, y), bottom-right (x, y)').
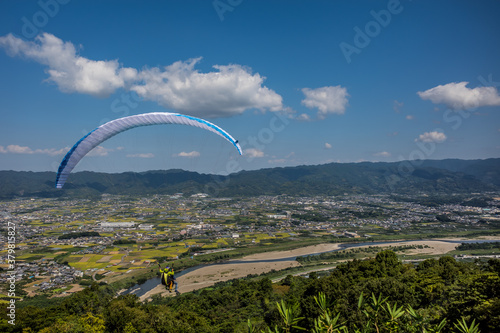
top-left (1, 0), bottom-right (499, 176)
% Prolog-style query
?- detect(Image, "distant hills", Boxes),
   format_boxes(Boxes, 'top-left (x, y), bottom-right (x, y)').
top-left (0, 158), bottom-right (498, 199)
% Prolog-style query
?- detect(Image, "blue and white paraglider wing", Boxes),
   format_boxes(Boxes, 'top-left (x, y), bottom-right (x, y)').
top-left (55, 112), bottom-right (242, 188)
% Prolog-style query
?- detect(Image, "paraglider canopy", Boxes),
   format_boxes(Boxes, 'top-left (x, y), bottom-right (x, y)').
top-left (55, 112), bottom-right (242, 189)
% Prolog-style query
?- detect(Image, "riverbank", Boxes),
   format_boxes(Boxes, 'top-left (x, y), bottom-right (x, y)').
top-left (139, 243), bottom-right (342, 301)
top-left (139, 237), bottom-right (500, 301)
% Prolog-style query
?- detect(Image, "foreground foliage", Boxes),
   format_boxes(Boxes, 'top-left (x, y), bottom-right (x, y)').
top-left (2, 250), bottom-right (499, 332)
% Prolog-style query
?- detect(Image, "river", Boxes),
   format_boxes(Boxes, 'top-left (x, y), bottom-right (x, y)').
top-left (122, 238), bottom-right (499, 298)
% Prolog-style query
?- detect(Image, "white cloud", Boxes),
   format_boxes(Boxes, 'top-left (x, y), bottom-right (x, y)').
top-left (268, 152), bottom-right (295, 164)
top-left (301, 86), bottom-right (349, 118)
top-left (244, 148), bottom-right (264, 158)
top-left (0, 33), bottom-right (137, 97)
top-left (295, 113), bottom-right (311, 121)
top-left (2, 144), bottom-right (32, 154)
top-left (268, 158), bottom-right (286, 164)
top-left (0, 33), bottom-right (283, 117)
top-left (87, 146), bottom-right (112, 156)
top-left (131, 58), bottom-right (283, 118)
top-left (324, 142), bottom-right (332, 149)
top-left (415, 131), bottom-right (447, 143)
top-left (0, 144), bottom-right (68, 156)
top-left (174, 151), bottom-right (200, 158)
top-left (418, 82), bottom-right (500, 110)
top-left (34, 147), bottom-right (69, 156)
top-left (374, 151), bottom-right (391, 157)
top-left (126, 153), bottom-right (154, 158)
top-left (406, 115), bottom-right (414, 120)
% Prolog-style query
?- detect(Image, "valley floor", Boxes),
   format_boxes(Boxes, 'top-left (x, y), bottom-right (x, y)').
top-left (140, 236), bottom-right (500, 301)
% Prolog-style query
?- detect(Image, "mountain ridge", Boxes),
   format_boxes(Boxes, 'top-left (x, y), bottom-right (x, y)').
top-left (0, 158), bottom-right (498, 198)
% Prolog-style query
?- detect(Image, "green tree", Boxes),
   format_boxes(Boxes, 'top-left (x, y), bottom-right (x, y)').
top-left (454, 318), bottom-right (480, 333)
top-left (274, 299), bottom-right (306, 332)
top-left (311, 292), bottom-right (346, 333)
top-left (80, 313), bottom-right (106, 333)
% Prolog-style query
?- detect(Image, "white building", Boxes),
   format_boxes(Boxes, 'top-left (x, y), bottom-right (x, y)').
top-left (138, 224), bottom-right (154, 231)
top-left (100, 222), bottom-right (136, 230)
top-left (267, 214), bottom-right (288, 219)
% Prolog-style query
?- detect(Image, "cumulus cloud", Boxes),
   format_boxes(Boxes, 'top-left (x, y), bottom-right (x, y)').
top-left (174, 151), bottom-right (200, 158)
top-left (2, 144), bottom-right (121, 158)
top-left (126, 153), bottom-right (154, 158)
top-left (0, 144), bottom-right (68, 156)
top-left (35, 147), bottom-right (69, 156)
top-left (268, 158), bottom-right (286, 164)
top-left (0, 33), bottom-right (137, 97)
top-left (268, 152), bottom-right (295, 164)
top-left (132, 58), bottom-right (283, 118)
top-left (0, 33), bottom-right (285, 118)
top-left (415, 131), bottom-right (447, 143)
top-left (244, 148), bottom-right (264, 158)
top-left (324, 143), bottom-right (332, 149)
top-left (1, 145), bottom-right (32, 154)
top-left (301, 86), bottom-right (349, 118)
top-left (418, 82), bottom-right (500, 110)
top-left (295, 113), bottom-right (311, 121)
top-left (374, 151), bottom-right (391, 157)
top-left (87, 146), bottom-right (113, 156)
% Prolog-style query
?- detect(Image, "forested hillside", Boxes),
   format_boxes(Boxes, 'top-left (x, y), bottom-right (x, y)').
top-left (3, 251), bottom-right (499, 332)
top-left (0, 158), bottom-right (498, 199)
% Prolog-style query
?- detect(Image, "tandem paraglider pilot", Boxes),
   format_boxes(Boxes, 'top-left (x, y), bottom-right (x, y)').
top-left (158, 263), bottom-right (180, 295)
